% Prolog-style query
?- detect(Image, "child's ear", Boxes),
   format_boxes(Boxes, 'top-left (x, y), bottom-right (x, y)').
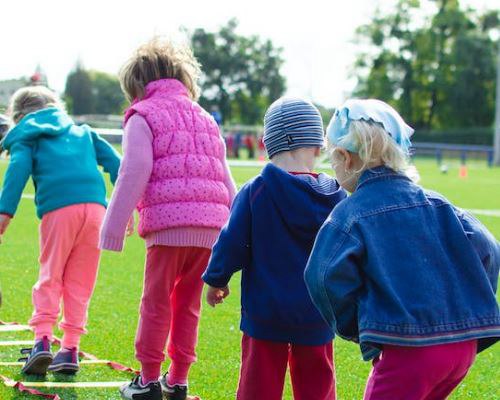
top-left (314, 147), bottom-right (321, 157)
top-left (336, 148), bottom-right (352, 170)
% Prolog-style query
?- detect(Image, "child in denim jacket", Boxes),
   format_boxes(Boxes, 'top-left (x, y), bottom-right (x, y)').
top-left (305, 99), bottom-right (500, 400)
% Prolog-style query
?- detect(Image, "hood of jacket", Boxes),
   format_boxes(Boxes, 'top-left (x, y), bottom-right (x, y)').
top-left (260, 163), bottom-right (347, 235)
top-left (1, 107), bottom-right (73, 151)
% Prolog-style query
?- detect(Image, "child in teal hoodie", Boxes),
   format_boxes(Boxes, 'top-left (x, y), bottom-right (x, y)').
top-left (0, 86), bottom-right (121, 375)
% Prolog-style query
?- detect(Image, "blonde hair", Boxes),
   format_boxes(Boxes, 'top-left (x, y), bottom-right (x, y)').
top-left (329, 120), bottom-right (418, 180)
top-left (119, 37), bottom-right (201, 102)
top-left (8, 86), bottom-right (64, 123)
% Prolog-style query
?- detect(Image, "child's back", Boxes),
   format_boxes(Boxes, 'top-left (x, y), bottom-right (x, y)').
top-left (100, 38), bottom-right (236, 400)
top-left (0, 107), bottom-right (119, 218)
top-left (122, 79), bottom-right (230, 239)
top-left (305, 99), bottom-right (500, 400)
top-left (206, 163), bottom-right (346, 343)
top-left (313, 166), bottom-right (499, 357)
top-left (203, 97), bottom-right (346, 400)
top-left (0, 86), bottom-right (120, 376)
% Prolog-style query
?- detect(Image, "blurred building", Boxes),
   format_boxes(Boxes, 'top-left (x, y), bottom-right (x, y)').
top-left (0, 65), bottom-right (48, 109)
top-left (0, 78), bottom-right (26, 109)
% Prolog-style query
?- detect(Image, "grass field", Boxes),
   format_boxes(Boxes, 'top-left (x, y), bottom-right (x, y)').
top-left (0, 158), bottom-right (499, 399)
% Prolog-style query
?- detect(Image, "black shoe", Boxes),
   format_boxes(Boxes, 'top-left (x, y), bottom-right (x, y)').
top-left (119, 375), bottom-right (163, 400)
top-left (159, 373), bottom-right (188, 400)
top-left (19, 336), bottom-right (53, 375)
top-left (48, 347), bottom-right (79, 374)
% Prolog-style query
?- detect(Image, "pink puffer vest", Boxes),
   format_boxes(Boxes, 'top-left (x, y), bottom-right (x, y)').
top-left (124, 79), bottom-right (230, 237)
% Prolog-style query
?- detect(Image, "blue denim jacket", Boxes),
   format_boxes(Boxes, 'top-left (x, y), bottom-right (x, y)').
top-left (305, 166), bottom-right (500, 361)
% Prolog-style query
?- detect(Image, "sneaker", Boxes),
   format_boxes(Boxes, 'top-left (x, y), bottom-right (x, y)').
top-left (48, 347), bottom-right (79, 374)
top-left (119, 375), bottom-right (162, 400)
top-left (19, 336), bottom-right (53, 375)
top-left (159, 373), bottom-right (188, 400)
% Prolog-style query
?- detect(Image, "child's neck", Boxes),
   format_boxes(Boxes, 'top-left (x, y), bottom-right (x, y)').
top-left (270, 152), bottom-right (315, 173)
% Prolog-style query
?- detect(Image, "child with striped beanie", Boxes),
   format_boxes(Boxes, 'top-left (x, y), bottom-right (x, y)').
top-left (203, 97), bottom-right (347, 400)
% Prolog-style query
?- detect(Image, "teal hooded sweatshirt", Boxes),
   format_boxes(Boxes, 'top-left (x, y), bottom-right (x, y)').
top-left (0, 107), bottom-right (121, 219)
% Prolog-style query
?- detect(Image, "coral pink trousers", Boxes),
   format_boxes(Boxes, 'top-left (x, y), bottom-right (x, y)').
top-left (30, 203), bottom-right (105, 349)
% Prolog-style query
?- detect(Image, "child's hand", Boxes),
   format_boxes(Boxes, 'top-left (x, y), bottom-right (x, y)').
top-left (206, 285), bottom-right (230, 307)
top-left (126, 215), bottom-right (134, 236)
top-left (0, 214), bottom-right (12, 243)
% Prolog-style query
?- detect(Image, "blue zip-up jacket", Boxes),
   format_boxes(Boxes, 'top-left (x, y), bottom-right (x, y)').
top-left (0, 108), bottom-right (121, 219)
top-left (202, 163), bottom-right (347, 345)
top-left (305, 166), bottom-right (500, 360)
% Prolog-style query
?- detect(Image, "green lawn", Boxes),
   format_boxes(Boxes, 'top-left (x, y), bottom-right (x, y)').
top-left (0, 158), bottom-right (499, 399)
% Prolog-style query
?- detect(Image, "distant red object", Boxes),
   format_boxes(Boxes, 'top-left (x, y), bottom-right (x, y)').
top-left (244, 135), bottom-right (255, 148)
top-left (31, 72), bottom-right (42, 83)
top-left (226, 135), bottom-right (234, 157)
top-left (459, 165), bottom-right (468, 179)
top-left (258, 136), bottom-right (265, 150)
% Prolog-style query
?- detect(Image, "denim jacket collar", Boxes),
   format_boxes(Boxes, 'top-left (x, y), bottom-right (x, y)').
top-left (356, 165), bottom-right (410, 190)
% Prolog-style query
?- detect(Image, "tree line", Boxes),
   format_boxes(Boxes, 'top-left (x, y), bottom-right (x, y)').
top-left (65, 2), bottom-right (498, 138)
top-left (353, 0), bottom-right (498, 131)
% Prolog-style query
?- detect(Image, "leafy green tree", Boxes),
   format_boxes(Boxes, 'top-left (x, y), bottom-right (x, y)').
top-left (189, 19), bottom-right (286, 125)
top-left (65, 61), bottom-right (94, 115)
top-left (89, 71), bottom-right (126, 115)
top-left (65, 65), bottom-right (126, 115)
top-left (353, 0), bottom-right (498, 130)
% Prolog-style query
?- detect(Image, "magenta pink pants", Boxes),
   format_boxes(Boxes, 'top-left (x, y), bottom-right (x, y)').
top-left (135, 245), bottom-right (211, 383)
top-left (30, 203), bottom-right (105, 349)
top-left (364, 340), bottom-right (477, 400)
top-left (236, 334), bottom-right (336, 400)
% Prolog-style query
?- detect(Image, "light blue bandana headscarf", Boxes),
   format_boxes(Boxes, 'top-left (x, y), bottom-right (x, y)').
top-left (326, 99), bottom-right (414, 153)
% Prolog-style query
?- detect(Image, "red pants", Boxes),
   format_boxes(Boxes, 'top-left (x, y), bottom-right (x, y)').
top-left (364, 340), bottom-right (477, 400)
top-left (135, 245), bottom-right (211, 383)
top-left (237, 334), bottom-right (336, 400)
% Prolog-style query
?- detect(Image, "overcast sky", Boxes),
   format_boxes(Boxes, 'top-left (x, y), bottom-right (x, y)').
top-left (0, 0), bottom-right (496, 108)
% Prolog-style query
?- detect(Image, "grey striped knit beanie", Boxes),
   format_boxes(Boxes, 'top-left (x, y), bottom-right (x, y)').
top-left (263, 97), bottom-right (324, 158)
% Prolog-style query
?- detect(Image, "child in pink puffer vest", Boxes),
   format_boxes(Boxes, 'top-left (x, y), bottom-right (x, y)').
top-left (100, 38), bottom-right (236, 400)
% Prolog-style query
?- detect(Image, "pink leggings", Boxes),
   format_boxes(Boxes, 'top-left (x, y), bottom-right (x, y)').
top-left (237, 334), bottom-right (336, 400)
top-left (364, 340), bottom-right (477, 400)
top-left (30, 203), bottom-right (105, 349)
top-left (135, 245), bottom-right (211, 384)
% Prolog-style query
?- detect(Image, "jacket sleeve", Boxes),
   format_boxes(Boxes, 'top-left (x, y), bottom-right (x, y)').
top-left (202, 184), bottom-right (252, 288)
top-left (91, 131), bottom-right (121, 185)
top-left (456, 208), bottom-right (500, 293)
top-left (305, 220), bottom-right (365, 342)
top-left (0, 141), bottom-right (33, 217)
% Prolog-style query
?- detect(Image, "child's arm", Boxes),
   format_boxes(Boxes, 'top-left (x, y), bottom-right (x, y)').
top-left (0, 140), bottom-right (33, 222)
top-left (305, 219), bottom-right (365, 342)
top-left (91, 131), bottom-right (121, 185)
top-left (202, 185), bottom-right (252, 295)
top-left (99, 115), bottom-right (153, 251)
top-left (456, 208), bottom-right (500, 293)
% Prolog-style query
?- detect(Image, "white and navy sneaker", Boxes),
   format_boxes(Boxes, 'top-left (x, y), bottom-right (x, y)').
top-left (48, 347), bottom-right (79, 374)
top-left (159, 373), bottom-right (188, 400)
top-left (19, 336), bottom-right (53, 375)
top-left (120, 375), bottom-right (162, 400)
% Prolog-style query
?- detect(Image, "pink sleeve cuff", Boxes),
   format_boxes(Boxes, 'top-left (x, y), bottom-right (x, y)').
top-left (99, 235), bottom-right (125, 252)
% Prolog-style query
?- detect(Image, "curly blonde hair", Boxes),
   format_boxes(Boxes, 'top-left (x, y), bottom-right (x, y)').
top-left (119, 37), bottom-right (201, 102)
top-left (8, 86), bottom-right (64, 124)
